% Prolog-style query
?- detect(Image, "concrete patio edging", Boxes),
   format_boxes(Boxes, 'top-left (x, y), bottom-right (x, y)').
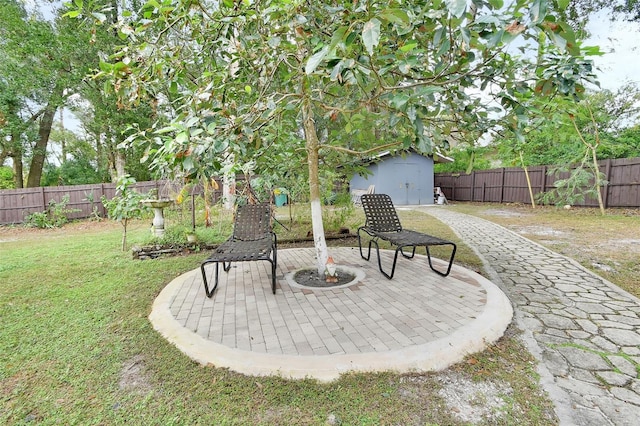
top-left (149, 252), bottom-right (513, 382)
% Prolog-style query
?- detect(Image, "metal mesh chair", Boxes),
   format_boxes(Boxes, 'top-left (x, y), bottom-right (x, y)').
top-left (200, 204), bottom-right (277, 297)
top-left (358, 194), bottom-right (456, 279)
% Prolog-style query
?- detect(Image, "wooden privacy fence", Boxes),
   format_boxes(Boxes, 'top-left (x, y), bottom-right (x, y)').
top-left (0, 180), bottom-right (224, 225)
top-left (435, 157), bottom-right (640, 208)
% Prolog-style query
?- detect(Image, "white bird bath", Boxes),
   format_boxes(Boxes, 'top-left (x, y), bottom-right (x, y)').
top-left (141, 199), bottom-right (174, 237)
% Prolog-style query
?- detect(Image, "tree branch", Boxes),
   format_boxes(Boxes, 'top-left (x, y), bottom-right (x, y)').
top-left (318, 141), bottom-right (405, 156)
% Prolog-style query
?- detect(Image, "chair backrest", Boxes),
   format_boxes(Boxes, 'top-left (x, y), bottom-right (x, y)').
top-left (232, 204), bottom-right (272, 241)
top-left (360, 194), bottom-right (402, 233)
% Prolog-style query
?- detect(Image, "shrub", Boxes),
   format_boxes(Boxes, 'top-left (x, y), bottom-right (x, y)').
top-left (0, 166), bottom-right (13, 189)
top-left (101, 175), bottom-right (150, 250)
top-left (24, 195), bottom-right (79, 228)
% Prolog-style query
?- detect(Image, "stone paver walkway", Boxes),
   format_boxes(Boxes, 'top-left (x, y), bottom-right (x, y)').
top-left (420, 207), bottom-right (640, 426)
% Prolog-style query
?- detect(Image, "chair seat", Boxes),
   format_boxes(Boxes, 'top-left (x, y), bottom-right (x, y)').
top-left (210, 238), bottom-right (273, 262)
top-left (367, 229), bottom-right (452, 247)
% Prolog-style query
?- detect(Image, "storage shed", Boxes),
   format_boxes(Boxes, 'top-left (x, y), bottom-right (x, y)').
top-left (349, 150), bottom-right (451, 205)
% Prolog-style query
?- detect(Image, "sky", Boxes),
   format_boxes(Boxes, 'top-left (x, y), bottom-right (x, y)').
top-left (585, 11), bottom-right (640, 91)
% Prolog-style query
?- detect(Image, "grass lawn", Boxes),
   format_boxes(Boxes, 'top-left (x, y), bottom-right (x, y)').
top-left (1, 206), bottom-right (557, 425)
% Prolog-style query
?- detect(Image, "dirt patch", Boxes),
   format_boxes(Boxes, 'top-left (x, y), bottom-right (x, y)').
top-left (436, 371), bottom-right (515, 424)
top-left (512, 225), bottom-right (566, 237)
top-left (119, 355), bottom-right (153, 393)
top-left (604, 238), bottom-right (640, 254)
top-left (0, 219), bottom-right (121, 242)
top-left (483, 208), bottom-right (532, 218)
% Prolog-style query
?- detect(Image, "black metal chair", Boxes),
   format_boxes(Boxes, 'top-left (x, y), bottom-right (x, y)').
top-left (358, 194), bottom-right (456, 279)
top-left (200, 204), bottom-right (277, 297)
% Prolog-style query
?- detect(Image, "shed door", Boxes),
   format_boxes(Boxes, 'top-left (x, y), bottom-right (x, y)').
top-left (395, 163), bottom-right (422, 205)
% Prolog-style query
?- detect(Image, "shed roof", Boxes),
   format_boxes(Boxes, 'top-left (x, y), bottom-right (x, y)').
top-left (366, 147), bottom-right (454, 164)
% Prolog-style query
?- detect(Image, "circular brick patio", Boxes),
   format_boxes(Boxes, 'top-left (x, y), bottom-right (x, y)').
top-left (150, 247), bottom-right (512, 381)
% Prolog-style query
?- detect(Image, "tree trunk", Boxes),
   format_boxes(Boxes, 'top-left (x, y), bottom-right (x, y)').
top-left (115, 150), bottom-right (126, 180)
top-left (95, 130), bottom-right (104, 173)
top-left (520, 151), bottom-right (536, 208)
top-left (8, 131), bottom-right (24, 188)
top-left (590, 148), bottom-right (606, 215)
top-left (26, 105), bottom-right (56, 187)
top-left (302, 92), bottom-right (329, 275)
top-left (11, 152), bottom-right (24, 188)
top-left (59, 109), bottom-right (67, 163)
top-left (121, 218), bottom-right (128, 251)
top-left (222, 152), bottom-right (236, 210)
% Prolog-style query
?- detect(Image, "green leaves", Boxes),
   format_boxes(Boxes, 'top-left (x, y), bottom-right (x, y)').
top-left (445, 0), bottom-right (467, 18)
top-left (77, 0), bottom-right (600, 207)
top-left (362, 18), bottom-right (381, 55)
top-left (379, 9), bottom-right (410, 24)
top-left (305, 46), bottom-right (329, 74)
top-left (530, 0), bottom-right (548, 25)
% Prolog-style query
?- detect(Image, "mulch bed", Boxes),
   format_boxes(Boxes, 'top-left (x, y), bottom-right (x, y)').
top-left (293, 268), bottom-right (356, 288)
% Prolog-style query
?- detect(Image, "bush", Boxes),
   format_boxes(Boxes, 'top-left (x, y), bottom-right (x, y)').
top-left (24, 195), bottom-right (79, 228)
top-left (0, 166), bottom-right (13, 189)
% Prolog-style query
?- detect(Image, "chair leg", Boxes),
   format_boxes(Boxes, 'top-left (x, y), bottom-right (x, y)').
top-left (425, 243), bottom-right (457, 277)
top-left (270, 258), bottom-right (277, 294)
top-left (400, 246), bottom-right (416, 259)
top-left (358, 228), bottom-right (372, 261)
top-left (367, 238), bottom-right (395, 280)
top-left (201, 261), bottom-right (221, 298)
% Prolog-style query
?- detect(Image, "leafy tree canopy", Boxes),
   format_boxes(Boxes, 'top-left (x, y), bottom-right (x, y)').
top-left (494, 83), bottom-right (640, 166)
top-left (559, 0), bottom-right (640, 28)
top-left (66, 0), bottom-right (599, 182)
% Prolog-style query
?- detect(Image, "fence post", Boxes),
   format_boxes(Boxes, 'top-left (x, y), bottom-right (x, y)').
top-left (471, 172), bottom-right (476, 202)
top-left (482, 182), bottom-right (486, 202)
top-left (40, 187), bottom-right (46, 212)
top-left (500, 168), bottom-right (505, 203)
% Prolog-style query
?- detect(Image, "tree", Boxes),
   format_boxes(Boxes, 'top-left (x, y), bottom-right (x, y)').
top-left (101, 175), bottom-right (149, 251)
top-left (603, 125), bottom-right (640, 158)
top-left (565, 85), bottom-right (640, 214)
top-left (495, 84), bottom-right (640, 165)
top-left (559, 0), bottom-right (640, 28)
top-left (494, 83), bottom-right (640, 212)
top-left (0, 0), bottom-right (98, 187)
top-left (68, 0), bottom-right (596, 275)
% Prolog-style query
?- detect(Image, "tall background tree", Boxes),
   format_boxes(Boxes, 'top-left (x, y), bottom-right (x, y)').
top-left (561, 0), bottom-right (640, 27)
top-left (0, 0), bottom-right (94, 187)
top-left (0, 0), bottom-right (159, 188)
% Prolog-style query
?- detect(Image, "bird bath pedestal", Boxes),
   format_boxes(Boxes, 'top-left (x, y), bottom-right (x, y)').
top-left (141, 199), bottom-right (174, 237)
